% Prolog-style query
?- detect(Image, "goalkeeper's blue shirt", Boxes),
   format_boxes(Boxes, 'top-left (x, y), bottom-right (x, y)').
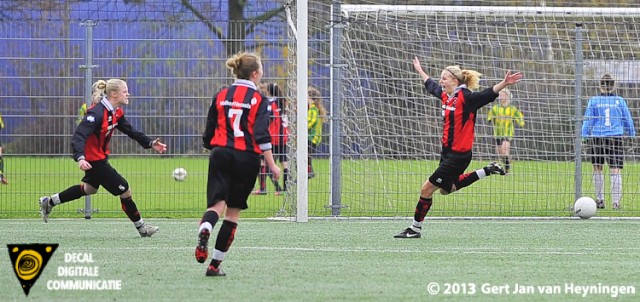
top-left (581, 93), bottom-right (636, 137)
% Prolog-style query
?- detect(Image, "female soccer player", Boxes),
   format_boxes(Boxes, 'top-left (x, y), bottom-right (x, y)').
top-left (196, 52), bottom-right (280, 276)
top-left (581, 73), bottom-right (635, 210)
top-left (394, 57), bottom-right (522, 238)
top-left (307, 86), bottom-right (326, 178)
top-left (487, 88), bottom-right (525, 174)
top-left (39, 79), bottom-right (167, 237)
top-left (253, 82), bottom-right (288, 195)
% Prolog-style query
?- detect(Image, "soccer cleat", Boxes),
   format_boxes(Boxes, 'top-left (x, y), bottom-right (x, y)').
top-left (195, 229), bottom-right (210, 263)
top-left (0, 174), bottom-right (8, 185)
top-left (484, 162), bottom-right (506, 176)
top-left (613, 202), bottom-right (621, 210)
top-left (274, 191), bottom-right (285, 196)
top-left (251, 190), bottom-right (267, 195)
top-left (205, 265), bottom-right (226, 277)
top-left (38, 196), bottom-right (53, 223)
top-left (595, 200), bottom-right (605, 209)
top-left (394, 227), bottom-right (421, 238)
top-left (138, 223), bottom-right (159, 237)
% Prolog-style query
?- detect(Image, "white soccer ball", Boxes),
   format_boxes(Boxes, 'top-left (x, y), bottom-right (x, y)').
top-left (574, 197), bottom-right (597, 219)
top-left (172, 168), bottom-right (187, 182)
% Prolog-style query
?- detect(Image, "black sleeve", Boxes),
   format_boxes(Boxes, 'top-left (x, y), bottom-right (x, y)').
top-left (254, 95), bottom-right (272, 149)
top-left (202, 97), bottom-right (218, 150)
top-left (71, 111), bottom-right (100, 161)
top-left (277, 97), bottom-right (287, 115)
top-left (116, 115), bottom-right (153, 149)
top-left (463, 87), bottom-right (500, 112)
top-left (424, 78), bottom-right (443, 100)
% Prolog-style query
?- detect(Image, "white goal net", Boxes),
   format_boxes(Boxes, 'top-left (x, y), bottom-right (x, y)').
top-left (284, 3), bottom-right (640, 218)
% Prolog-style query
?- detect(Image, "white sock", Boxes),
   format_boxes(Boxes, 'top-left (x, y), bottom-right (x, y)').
top-left (593, 171), bottom-right (604, 201)
top-left (51, 194), bottom-right (62, 205)
top-left (199, 222), bottom-right (213, 233)
top-left (476, 169), bottom-right (487, 179)
top-left (213, 249), bottom-right (226, 261)
top-left (134, 219), bottom-right (145, 229)
top-left (611, 173), bottom-right (622, 205)
top-left (411, 219), bottom-right (422, 232)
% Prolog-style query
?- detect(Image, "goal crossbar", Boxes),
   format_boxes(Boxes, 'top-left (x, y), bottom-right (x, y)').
top-left (342, 5), bottom-right (640, 17)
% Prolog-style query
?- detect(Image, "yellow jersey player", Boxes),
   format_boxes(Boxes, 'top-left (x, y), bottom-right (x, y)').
top-left (487, 88), bottom-right (525, 174)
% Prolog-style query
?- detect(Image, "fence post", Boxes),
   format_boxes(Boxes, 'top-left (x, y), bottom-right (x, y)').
top-left (79, 20), bottom-right (99, 219)
top-left (328, 0), bottom-right (345, 216)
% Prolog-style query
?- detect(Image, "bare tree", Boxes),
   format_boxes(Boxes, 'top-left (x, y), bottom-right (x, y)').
top-left (180, 0), bottom-right (286, 56)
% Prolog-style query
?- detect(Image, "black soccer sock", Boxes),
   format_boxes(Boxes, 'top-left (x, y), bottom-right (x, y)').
top-left (0, 155), bottom-right (4, 174)
top-left (200, 210), bottom-right (219, 232)
top-left (413, 196), bottom-right (433, 223)
top-left (211, 220), bottom-right (238, 268)
top-left (454, 172), bottom-right (481, 190)
top-left (258, 165), bottom-right (267, 191)
top-left (283, 168), bottom-right (289, 191)
top-left (120, 196), bottom-right (141, 223)
top-left (505, 158), bottom-right (511, 172)
top-left (56, 184), bottom-right (86, 204)
top-left (308, 157), bottom-right (313, 173)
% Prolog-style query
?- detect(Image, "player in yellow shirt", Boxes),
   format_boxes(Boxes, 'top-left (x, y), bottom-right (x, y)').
top-left (307, 86), bottom-right (326, 179)
top-left (487, 88), bottom-right (524, 174)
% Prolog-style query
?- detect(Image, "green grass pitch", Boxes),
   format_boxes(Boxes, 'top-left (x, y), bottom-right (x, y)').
top-left (1, 219), bottom-right (639, 301)
top-left (1, 156), bottom-right (640, 218)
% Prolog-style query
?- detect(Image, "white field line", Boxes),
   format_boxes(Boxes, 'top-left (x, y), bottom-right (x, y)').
top-left (0, 245), bottom-right (636, 256)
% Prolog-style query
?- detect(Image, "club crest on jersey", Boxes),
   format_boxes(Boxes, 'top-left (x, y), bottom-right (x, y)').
top-left (251, 97), bottom-right (257, 105)
top-left (86, 116), bottom-right (95, 122)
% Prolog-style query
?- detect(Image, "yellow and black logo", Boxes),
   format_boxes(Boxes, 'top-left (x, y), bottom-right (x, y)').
top-left (7, 244), bottom-right (58, 296)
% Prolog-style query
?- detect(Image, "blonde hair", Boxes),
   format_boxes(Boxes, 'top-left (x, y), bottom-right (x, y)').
top-left (500, 88), bottom-right (513, 98)
top-left (225, 52), bottom-right (262, 80)
top-left (105, 79), bottom-right (127, 98)
top-left (308, 86), bottom-right (327, 122)
top-left (499, 88), bottom-right (512, 105)
top-left (91, 80), bottom-right (107, 104)
top-left (444, 65), bottom-right (482, 90)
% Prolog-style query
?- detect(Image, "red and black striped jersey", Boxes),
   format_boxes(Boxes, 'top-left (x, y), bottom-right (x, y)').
top-left (424, 78), bottom-right (499, 153)
top-left (72, 99), bottom-right (153, 162)
top-left (269, 96), bottom-right (288, 146)
top-left (203, 80), bottom-right (272, 154)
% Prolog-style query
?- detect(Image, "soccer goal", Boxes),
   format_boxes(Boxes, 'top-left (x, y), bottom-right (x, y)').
top-left (282, 3), bottom-right (640, 219)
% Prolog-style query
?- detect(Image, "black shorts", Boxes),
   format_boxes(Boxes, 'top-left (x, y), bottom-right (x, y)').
top-left (272, 143), bottom-right (289, 163)
top-left (495, 137), bottom-right (511, 145)
top-left (428, 149), bottom-right (473, 193)
top-left (81, 159), bottom-right (129, 196)
top-left (207, 147), bottom-right (261, 209)
top-left (589, 137), bottom-right (624, 168)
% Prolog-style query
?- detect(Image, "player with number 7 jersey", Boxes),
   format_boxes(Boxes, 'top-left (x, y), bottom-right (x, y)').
top-left (199, 52), bottom-right (280, 277)
top-left (203, 82), bottom-right (271, 153)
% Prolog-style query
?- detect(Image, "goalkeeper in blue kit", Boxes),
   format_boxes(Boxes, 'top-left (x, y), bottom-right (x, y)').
top-left (581, 73), bottom-right (636, 210)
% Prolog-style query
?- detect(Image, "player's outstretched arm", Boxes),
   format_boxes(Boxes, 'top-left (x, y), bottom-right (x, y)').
top-left (413, 57), bottom-right (430, 82)
top-left (492, 70), bottom-right (523, 93)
